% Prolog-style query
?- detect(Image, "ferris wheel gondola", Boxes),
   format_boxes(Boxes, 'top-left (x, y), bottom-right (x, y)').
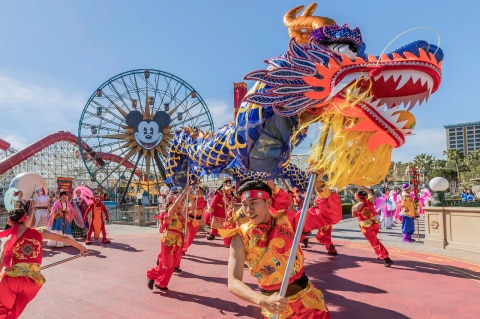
top-left (78, 69), bottom-right (214, 202)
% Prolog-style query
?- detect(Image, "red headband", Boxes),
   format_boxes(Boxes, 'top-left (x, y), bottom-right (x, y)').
top-left (241, 190), bottom-right (270, 201)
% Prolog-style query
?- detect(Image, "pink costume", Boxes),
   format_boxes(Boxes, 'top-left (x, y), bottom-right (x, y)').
top-left (47, 200), bottom-right (74, 247)
top-left (394, 190), bottom-right (403, 222)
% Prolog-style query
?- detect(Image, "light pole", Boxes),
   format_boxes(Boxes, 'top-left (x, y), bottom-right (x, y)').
top-left (429, 177), bottom-right (449, 206)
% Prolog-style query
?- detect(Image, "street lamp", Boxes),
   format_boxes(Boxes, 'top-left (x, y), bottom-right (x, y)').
top-left (429, 177), bottom-right (449, 206)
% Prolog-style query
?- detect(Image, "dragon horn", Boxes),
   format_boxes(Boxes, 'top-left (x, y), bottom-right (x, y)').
top-left (283, 3), bottom-right (337, 45)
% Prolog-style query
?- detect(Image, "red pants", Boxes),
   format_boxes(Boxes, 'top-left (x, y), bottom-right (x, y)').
top-left (0, 276), bottom-right (42, 319)
top-left (183, 219), bottom-right (201, 253)
top-left (360, 223), bottom-right (389, 259)
top-left (147, 241), bottom-right (183, 288)
top-left (316, 225), bottom-right (333, 250)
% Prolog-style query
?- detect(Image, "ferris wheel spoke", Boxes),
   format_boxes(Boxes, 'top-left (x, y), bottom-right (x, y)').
top-left (91, 100), bottom-right (127, 124)
top-left (107, 82), bottom-right (130, 109)
top-left (154, 152), bottom-right (168, 181)
top-left (79, 69), bottom-right (214, 197)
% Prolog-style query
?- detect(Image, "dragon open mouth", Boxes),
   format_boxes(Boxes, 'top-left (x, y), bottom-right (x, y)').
top-left (330, 49), bottom-right (442, 148)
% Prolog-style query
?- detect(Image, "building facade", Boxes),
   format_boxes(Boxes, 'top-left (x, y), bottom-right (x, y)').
top-left (444, 121), bottom-right (480, 155)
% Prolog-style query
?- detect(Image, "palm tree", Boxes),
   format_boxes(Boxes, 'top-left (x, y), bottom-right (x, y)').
top-left (443, 149), bottom-right (464, 182)
top-left (413, 154), bottom-right (435, 183)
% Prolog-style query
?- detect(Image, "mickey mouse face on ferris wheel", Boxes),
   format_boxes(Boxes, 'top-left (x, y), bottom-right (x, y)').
top-left (126, 110), bottom-right (171, 150)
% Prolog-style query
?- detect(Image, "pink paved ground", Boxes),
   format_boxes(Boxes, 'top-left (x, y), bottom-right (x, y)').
top-left (21, 225), bottom-right (480, 319)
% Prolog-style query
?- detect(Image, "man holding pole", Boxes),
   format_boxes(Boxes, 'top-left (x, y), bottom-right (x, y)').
top-left (224, 180), bottom-right (331, 318)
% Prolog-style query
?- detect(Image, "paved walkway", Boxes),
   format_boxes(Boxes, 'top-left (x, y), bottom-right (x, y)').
top-left (21, 217), bottom-right (480, 319)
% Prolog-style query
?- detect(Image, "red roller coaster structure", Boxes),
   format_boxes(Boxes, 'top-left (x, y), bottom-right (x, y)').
top-left (0, 131), bottom-right (137, 176)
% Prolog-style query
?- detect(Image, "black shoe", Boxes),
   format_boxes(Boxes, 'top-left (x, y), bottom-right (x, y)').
top-left (383, 257), bottom-right (394, 267)
top-left (302, 238), bottom-right (309, 248)
top-left (155, 284), bottom-right (169, 291)
top-left (206, 235), bottom-right (215, 240)
top-left (147, 279), bottom-right (154, 290)
top-left (174, 267), bottom-right (182, 273)
top-left (327, 245), bottom-right (338, 256)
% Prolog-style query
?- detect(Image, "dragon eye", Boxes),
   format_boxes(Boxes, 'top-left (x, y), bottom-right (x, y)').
top-left (327, 42), bottom-right (358, 59)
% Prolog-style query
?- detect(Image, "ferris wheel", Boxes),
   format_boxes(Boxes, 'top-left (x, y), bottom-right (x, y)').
top-left (78, 69), bottom-right (214, 201)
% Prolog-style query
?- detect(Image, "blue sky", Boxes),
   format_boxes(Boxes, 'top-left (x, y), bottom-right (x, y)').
top-left (0, 1), bottom-right (476, 163)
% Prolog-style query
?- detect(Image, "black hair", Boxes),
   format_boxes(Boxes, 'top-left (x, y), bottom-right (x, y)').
top-left (356, 190), bottom-right (369, 198)
top-left (8, 208), bottom-right (26, 223)
top-left (237, 180), bottom-right (272, 198)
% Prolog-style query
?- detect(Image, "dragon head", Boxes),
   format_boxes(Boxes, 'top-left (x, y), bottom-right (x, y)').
top-left (244, 3), bottom-right (443, 189)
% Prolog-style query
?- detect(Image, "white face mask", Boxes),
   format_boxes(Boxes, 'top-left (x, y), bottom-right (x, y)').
top-left (327, 43), bottom-right (358, 60)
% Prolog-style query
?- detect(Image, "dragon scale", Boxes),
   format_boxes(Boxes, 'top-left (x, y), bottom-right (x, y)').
top-left (165, 4), bottom-right (443, 190)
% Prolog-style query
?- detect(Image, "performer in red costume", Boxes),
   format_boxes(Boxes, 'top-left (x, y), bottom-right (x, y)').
top-left (204, 179), bottom-right (236, 245)
top-left (225, 180), bottom-right (331, 318)
top-left (0, 208), bottom-right (88, 318)
top-left (147, 185), bottom-right (190, 291)
top-left (301, 177), bottom-right (342, 255)
top-left (182, 186), bottom-right (207, 254)
top-left (266, 180), bottom-right (293, 211)
top-left (352, 190), bottom-right (394, 267)
top-left (84, 195), bottom-right (111, 245)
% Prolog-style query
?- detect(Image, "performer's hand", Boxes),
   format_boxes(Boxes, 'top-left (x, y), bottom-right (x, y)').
top-left (260, 292), bottom-right (288, 314)
top-left (79, 246), bottom-right (89, 257)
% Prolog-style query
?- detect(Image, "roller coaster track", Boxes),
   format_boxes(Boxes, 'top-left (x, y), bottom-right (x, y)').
top-left (0, 131), bottom-right (135, 176)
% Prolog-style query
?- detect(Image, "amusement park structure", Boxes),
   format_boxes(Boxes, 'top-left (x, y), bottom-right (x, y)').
top-left (0, 133), bottom-right (97, 205)
top-left (0, 132), bottom-right (309, 207)
top-left (0, 68), bottom-right (311, 208)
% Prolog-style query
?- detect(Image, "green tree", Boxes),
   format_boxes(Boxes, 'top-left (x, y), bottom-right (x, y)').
top-left (413, 154), bottom-right (435, 183)
top-left (464, 150), bottom-right (480, 182)
top-left (443, 149), bottom-right (464, 182)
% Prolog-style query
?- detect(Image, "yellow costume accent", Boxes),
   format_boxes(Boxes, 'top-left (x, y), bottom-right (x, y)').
top-left (5, 263), bottom-right (45, 285)
top-left (161, 208), bottom-right (184, 248)
top-left (401, 192), bottom-right (418, 218)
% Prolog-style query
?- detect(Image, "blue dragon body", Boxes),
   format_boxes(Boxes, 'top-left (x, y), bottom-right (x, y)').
top-left (166, 4), bottom-right (443, 190)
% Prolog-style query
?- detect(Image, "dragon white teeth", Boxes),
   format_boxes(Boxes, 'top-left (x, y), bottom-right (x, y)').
top-left (396, 74), bottom-right (411, 90)
top-left (395, 70), bottom-right (433, 91)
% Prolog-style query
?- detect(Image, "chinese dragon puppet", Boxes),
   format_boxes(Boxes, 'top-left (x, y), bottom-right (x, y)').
top-left (165, 3), bottom-right (443, 190)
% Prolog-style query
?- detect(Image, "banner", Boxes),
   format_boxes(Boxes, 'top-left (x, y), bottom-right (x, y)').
top-left (56, 176), bottom-right (74, 195)
top-left (233, 82), bottom-right (248, 119)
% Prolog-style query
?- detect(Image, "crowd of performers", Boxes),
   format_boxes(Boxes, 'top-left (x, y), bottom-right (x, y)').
top-left (146, 175), bottom-right (432, 318)
top-left (6, 188), bottom-right (111, 246)
top-left (0, 176), bottom-right (432, 318)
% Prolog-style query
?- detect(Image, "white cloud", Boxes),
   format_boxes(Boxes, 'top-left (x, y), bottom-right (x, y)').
top-left (392, 128), bottom-right (446, 162)
top-left (0, 75), bottom-right (87, 149)
top-left (204, 98), bottom-right (236, 130)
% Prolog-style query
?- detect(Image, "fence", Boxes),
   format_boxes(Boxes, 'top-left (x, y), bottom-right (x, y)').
top-left (107, 204), bottom-right (159, 225)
